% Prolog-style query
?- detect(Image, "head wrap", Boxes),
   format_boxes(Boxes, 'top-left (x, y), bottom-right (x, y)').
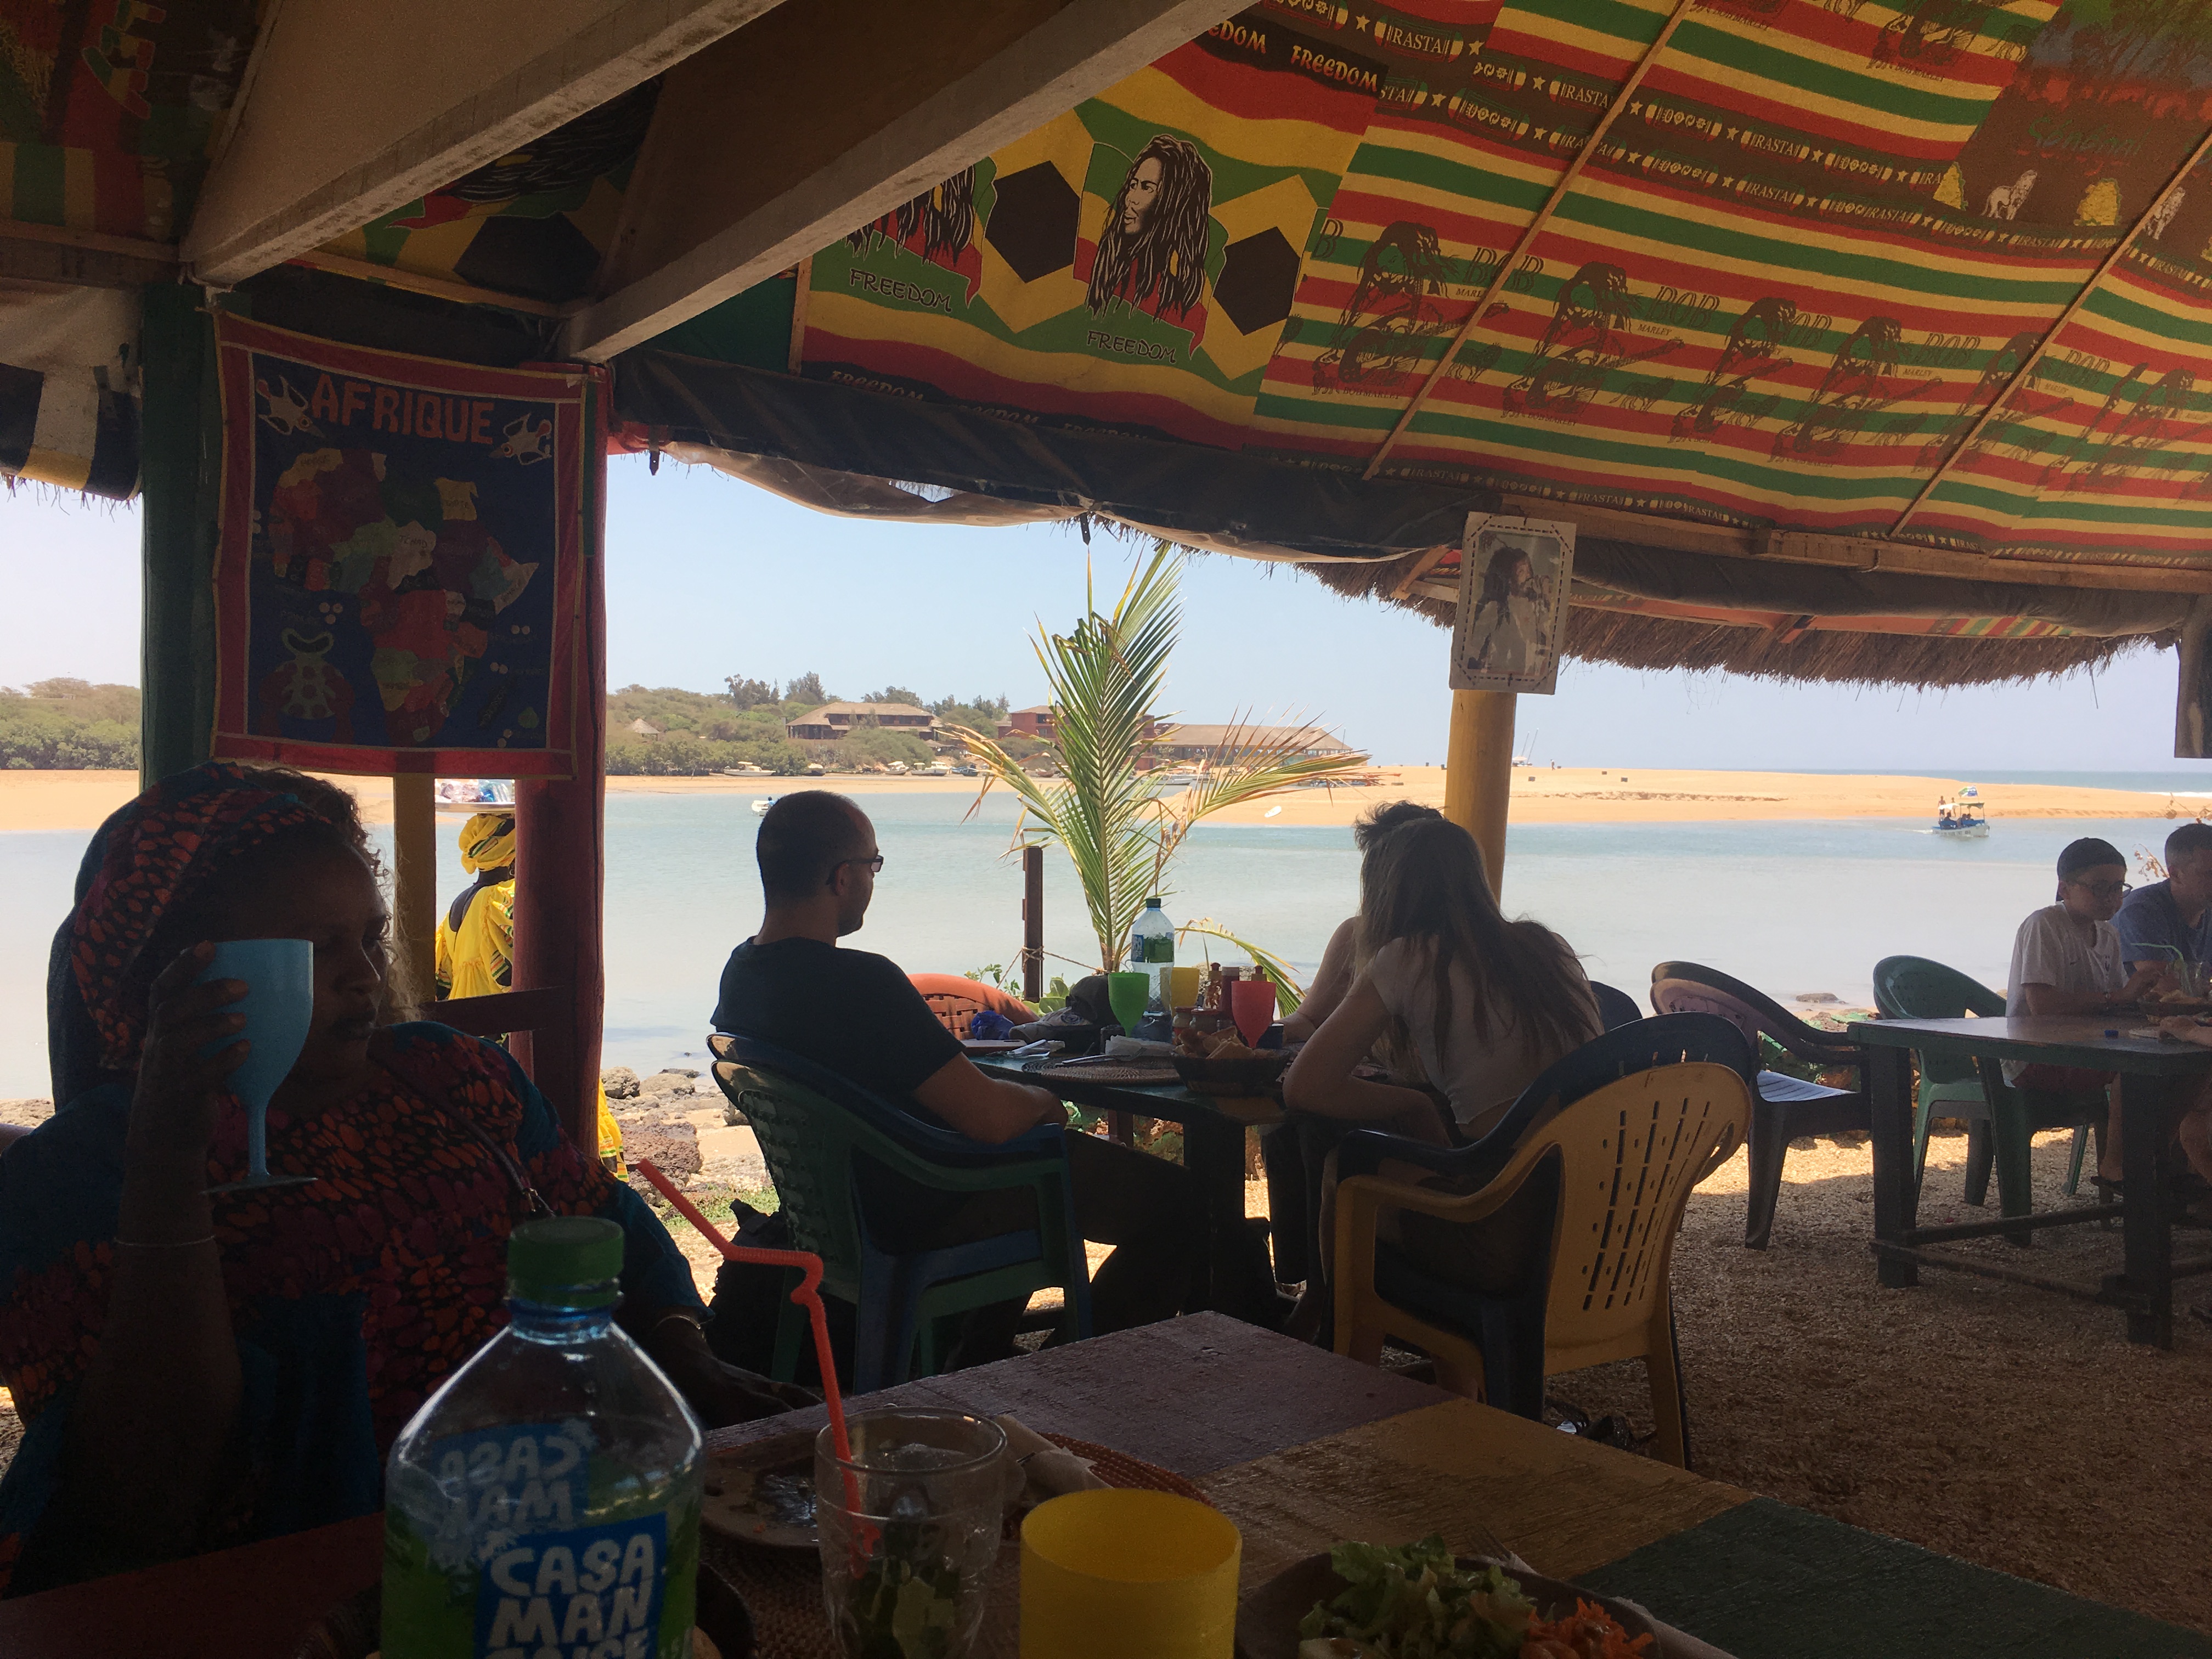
top-left (2056, 837), bottom-right (2126, 879)
top-left (458, 811), bottom-right (517, 874)
top-left (52, 763), bottom-right (326, 1092)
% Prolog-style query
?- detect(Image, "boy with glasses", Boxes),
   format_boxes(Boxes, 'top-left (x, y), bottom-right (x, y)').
top-left (2007, 837), bottom-right (2163, 1185)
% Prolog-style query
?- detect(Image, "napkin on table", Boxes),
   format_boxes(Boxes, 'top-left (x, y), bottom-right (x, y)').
top-left (994, 1413), bottom-right (1109, 1501)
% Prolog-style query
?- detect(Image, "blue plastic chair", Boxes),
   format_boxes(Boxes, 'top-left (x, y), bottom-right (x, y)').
top-left (1589, 980), bottom-right (1643, 1030)
top-left (1333, 1014), bottom-right (1755, 1459)
top-left (706, 1032), bottom-right (1092, 1392)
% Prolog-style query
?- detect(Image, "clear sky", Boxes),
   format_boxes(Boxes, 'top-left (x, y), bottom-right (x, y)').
top-left (5, 454), bottom-right (2200, 775)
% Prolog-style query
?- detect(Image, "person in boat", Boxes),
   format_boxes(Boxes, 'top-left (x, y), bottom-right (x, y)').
top-left (0, 763), bottom-right (810, 1595)
top-left (434, 810), bottom-right (624, 1169)
top-left (709, 792), bottom-right (1199, 1357)
top-left (1279, 814), bottom-right (1601, 1339)
top-left (2005, 837), bottom-right (2163, 1188)
top-left (2117, 821), bottom-right (2212, 988)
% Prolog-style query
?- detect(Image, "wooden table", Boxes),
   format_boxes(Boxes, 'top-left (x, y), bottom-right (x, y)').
top-left (974, 1056), bottom-right (1282, 1321)
top-left (8, 1316), bottom-right (2208, 1657)
top-left (1853, 1015), bottom-right (2212, 1345)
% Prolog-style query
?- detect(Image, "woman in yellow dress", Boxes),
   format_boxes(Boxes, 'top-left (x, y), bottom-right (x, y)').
top-left (435, 810), bottom-right (626, 1167)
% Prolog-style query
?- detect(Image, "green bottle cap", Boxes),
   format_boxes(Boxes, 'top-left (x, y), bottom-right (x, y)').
top-left (507, 1216), bottom-right (623, 1307)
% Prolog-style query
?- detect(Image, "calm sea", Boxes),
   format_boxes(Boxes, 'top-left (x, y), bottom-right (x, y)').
top-left (0, 788), bottom-right (2196, 1098)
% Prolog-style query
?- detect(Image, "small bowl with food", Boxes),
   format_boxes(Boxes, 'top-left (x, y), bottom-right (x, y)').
top-left (1172, 1023), bottom-right (1288, 1096)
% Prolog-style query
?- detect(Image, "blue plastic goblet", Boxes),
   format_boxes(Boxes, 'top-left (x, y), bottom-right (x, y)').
top-left (197, 938), bottom-right (318, 1194)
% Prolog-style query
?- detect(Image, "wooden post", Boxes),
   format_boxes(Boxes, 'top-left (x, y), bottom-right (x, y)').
top-left (1022, 844), bottom-right (1044, 1003)
top-left (392, 772), bottom-right (438, 1002)
top-left (1442, 689), bottom-right (1516, 898)
top-left (511, 376), bottom-right (609, 1151)
top-left (139, 283), bottom-right (221, 786)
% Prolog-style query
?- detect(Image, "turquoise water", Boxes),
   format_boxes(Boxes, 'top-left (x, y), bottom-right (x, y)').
top-left (1, 794), bottom-right (2190, 1098)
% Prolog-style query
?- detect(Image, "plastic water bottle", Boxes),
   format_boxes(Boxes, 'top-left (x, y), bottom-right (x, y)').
top-left (380, 1217), bottom-right (703, 1658)
top-left (1131, 896), bottom-right (1175, 1009)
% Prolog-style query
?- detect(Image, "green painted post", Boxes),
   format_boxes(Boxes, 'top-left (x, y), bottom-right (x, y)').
top-left (138, 283), bottom-right (222, 787)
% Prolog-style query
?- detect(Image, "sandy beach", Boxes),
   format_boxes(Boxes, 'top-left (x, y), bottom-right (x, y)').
top-left (2, 766), bottom-right (2199, 834)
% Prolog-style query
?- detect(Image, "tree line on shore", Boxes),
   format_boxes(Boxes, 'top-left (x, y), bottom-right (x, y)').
top-left (0, 675), bottom-right (1032, 776)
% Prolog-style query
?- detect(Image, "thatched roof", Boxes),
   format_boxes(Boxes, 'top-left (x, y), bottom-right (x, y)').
top-left (1297, 545), bottom-right (2165, 690)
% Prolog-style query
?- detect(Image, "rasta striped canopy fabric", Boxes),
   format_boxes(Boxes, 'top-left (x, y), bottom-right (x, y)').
top-left (614, 0), bottom-right (2212, 684)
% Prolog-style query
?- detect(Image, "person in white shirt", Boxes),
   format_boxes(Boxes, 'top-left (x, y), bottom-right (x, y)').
top-left (2007, 837), bottom-right (2162, 1184)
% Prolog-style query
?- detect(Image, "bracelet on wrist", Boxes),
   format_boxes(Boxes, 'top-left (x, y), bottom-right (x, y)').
top-left (115, 1234), bottom-right (216, 1250)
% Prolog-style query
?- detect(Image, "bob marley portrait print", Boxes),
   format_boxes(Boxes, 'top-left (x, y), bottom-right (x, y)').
top-left (1085, 135), bottom-right (1214, 324)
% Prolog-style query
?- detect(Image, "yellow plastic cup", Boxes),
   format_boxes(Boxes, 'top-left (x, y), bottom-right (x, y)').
top-left (1019, 1488), bottom-right (1241, 1658)
top-left (1169, 964), bottom-right (1201, 1011)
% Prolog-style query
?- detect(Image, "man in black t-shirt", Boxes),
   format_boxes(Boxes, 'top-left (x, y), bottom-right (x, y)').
top-left (711, 791), bottom-right (1196, 1350)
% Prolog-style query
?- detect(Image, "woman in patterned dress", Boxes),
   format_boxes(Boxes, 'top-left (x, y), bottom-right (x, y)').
top-left (0, 763), bottom-right (808, 1595)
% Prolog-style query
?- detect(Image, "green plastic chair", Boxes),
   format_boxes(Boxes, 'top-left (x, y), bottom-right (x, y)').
top-left (707, 1032), bottom-right (1091, 1391)
top-left (1870, 957), bottom-right (2103, 1233)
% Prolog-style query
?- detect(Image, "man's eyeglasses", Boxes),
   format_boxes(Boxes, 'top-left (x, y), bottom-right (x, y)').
top-left (834, 853), bottom-right (885, 877)
top-left (2068, 878), bottom-right (2131, 899)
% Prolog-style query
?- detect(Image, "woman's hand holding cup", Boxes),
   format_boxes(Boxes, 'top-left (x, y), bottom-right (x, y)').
top-left (129, 941), bottom-right (247, 1172)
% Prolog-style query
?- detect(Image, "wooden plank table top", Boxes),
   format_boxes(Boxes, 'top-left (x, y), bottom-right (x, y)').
top-left (7, 1316), bottom-right (2206, 1657)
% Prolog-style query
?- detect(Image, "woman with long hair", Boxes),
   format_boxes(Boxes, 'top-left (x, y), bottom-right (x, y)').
top-left (1279, 816), bottom-right (1600, 1339)
top-left (0, 763), bottom-right (809, 1594)
top-left (1288, 815), bottom-right (1598, 1141)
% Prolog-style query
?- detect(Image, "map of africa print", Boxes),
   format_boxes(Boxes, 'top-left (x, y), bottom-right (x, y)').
top-left (211, 318), bottom-right (589, 778)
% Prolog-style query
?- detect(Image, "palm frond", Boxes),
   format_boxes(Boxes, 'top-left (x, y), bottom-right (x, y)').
top-left (940, 544), bottom-right (1356, 978)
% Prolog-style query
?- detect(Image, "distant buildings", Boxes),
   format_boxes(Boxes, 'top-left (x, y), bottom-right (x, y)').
top-left (992, 707), bottom-right (1357, 768)
top-left (786, 701), bottom-right (936, 741)
top-left (1149, 724), bottom-right (1358, 763)
top-left (624, 718), bottom-right (662, 737)
top-left (997, 704), bottom-right (1163, 741)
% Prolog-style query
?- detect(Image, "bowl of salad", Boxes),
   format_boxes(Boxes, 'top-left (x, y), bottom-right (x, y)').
top-left (1234, 1535), bottom-right (1656, 1659)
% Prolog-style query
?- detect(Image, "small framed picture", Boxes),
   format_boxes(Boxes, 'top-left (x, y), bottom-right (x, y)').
top-left (1449, 515), bottom-right (1576, 695)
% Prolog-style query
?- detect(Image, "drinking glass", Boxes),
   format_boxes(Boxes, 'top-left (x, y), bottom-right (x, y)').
top-left (198, 939), bottom-right (318, 1194)
top-left (816, 1409), bottom-right (1011, 1659)
top-left (1019, 1488), bottom-right (1242, 1658)
top-left (1229, 978), bottom-right (1277, 1047)
top-left (1168, 964), bottom-right (1201, 1011)
top-left (1106, 970), bottom-right (1149, 1036)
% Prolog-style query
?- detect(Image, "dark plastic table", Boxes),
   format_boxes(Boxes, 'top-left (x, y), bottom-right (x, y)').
top-left (1853, 1015), bottom-right (2212, 1345)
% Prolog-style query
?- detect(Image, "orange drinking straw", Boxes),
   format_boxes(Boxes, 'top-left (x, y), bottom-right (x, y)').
top-left (635, 1158), bottom-right (851, 1465)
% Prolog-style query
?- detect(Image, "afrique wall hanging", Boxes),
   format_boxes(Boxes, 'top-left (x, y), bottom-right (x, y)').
top-left (211, 317), bottom-right (589, 777)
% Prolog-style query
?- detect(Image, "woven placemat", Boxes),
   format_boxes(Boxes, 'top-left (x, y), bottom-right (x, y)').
top-left (703, 1434), bottom-right (1205, 1659)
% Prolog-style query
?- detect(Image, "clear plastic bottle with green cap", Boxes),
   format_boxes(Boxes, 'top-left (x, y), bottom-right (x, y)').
top-left (380, 1216), bottom-right (704, 1658)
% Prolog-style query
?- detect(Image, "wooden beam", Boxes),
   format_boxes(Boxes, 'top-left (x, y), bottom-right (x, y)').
top-left (284, 250), bottom-right (574, 318)
top-left (1389, 544), bottom-right (1454, 599)
top-left (561, 0), bottom-right (1246, 362)
top-left (184, 0), bottom-right (788, 287)
top-left (1492, 494), bottom-right (2212, 595)
top-left (1442, 690), bottom-right (1515, 899)
top-left (392, 772), bottom-right (439, 1001)
top-left (2, 219), bottom-right (175, 287)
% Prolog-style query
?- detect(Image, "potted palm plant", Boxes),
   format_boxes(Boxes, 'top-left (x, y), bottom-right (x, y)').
top-left (939, 546), bottom-right (1367, 983)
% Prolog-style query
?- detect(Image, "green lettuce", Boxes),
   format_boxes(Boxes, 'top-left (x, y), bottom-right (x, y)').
top-left (1295, 1537), bottom-right (1535, 1658)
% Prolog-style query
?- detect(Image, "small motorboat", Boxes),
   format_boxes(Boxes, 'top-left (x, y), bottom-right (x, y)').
top-left (1933, 787), bottom-right (1989, 838)
top-left (751, 797), bottom-right (775, 816)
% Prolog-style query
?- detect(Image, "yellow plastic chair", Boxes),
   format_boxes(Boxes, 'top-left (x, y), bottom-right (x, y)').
top-left (1333, 1032), bottom-right (1750, 1468)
